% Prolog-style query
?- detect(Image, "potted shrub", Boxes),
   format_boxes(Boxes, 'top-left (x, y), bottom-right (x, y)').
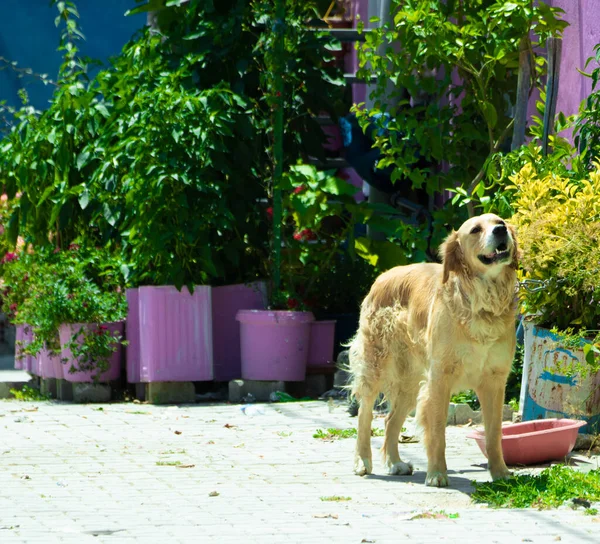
top-left (510, 162), bottom-right (600, 433)
top-left (237, 163), bottom-right (424, 381)
top-left (2, 245), bottom-right (127, 384)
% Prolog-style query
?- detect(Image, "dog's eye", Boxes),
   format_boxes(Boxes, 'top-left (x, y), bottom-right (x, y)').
top-left (470, 226), bottom-right (482, 234)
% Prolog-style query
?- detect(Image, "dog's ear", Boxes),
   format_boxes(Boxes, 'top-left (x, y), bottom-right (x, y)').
top-left (440, 230), bottom-right (464, 284)
top-left (508, 224), bottom-right (520, 269)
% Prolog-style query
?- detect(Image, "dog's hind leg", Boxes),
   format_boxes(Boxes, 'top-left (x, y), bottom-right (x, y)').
top-left (382, 388), bottom-right (417, 475)
top-left (353, 387), bottom-right (378, 476)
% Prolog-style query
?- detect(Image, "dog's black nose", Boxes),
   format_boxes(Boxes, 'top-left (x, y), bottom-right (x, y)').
top-left (493, 224), bottom-right (507, 238)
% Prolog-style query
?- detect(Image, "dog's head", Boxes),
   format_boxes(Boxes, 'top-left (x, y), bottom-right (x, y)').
top-left (441, 213), bottom-right (519, 283)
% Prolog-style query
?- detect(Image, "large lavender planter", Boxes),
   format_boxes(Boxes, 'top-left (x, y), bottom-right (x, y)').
top-left (39, 346), bottom-right (63, 380)
top-left (126, 286), bottom-right (213, 382)
top-left (59, 322), bottom-right (124, 383)
top-left (236, 310), bottom-right (314, 381)
top-left (308, 320), bottom-right (337, 367)
top-left (14, 324), bottom-right (33, 371)
top-left (211, 282), bottom-right (267, 381)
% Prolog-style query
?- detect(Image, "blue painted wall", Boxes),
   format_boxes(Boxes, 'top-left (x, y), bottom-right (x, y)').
top-left (0, 0), bottom-right (145, 112)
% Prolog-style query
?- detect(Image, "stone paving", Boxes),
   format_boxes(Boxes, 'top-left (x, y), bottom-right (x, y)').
top-left (1, 399), bottom-right (599, 544)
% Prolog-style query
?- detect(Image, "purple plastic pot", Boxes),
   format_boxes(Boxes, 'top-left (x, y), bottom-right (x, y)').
top-left (308, 320), bottom-right (337, 367)
top-left (59, 322), bottom-right (124, 383)
top-left (236, 310), bottom-right (314, 381)
top-left (14, 324), bottom-right (33, 371)
top-left (39, 346), bottom-right (63, 380)
top-left (211, 282), bottom-right (267, 382)
top-left (126, 286), bottom-right (213, 382)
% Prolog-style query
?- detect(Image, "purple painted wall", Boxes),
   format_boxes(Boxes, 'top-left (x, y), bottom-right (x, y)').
top-left (549, 0), bottom-right (600, 123)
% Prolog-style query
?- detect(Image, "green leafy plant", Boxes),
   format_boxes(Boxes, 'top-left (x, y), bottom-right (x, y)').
top-left (509, 162), bottom-right (600, 370)
top-left (274, 164), bottom-right (426, 311)
top-left (472, 465), bottom-right (600, 509)
top-left (9, 385), bottom-right (51, 401)
top-left (575, 43), bottom-right (600, 167)
top-left (1, 244), bottom-right (127, 379)
top-left (320, 496), bottom-right (352, 502)
top-left (450, 390), bottom-right (480, 411)
top-left (355, 0), bottom-right (567, 247)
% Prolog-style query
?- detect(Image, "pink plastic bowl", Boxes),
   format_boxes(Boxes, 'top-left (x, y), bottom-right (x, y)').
top-left (467, 418), bottom-right (587, 466)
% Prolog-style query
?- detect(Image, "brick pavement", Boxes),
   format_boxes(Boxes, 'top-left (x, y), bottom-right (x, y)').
top-left (1, 400), bottom-right (599, 544)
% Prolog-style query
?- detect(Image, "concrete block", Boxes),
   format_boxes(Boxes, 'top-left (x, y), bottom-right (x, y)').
top-left (228, 379), bottom-right (284, 403)
top-left (40, 378), bottom-right (58, 398)
top-left (502, 404), bottom-right (514, 421)
top-left (72, 383), bottom-right (111, 403)
top-left (146, 382), bottom-right (195, 404)
top-left (447, 403), bottom-right (515, 425)
top-left (304, 374), bottom-right (328, 398)
top-left (56, 379), bottom-right (73, 401)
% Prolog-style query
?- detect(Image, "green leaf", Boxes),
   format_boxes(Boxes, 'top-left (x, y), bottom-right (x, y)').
top-left (76, 151), bottom-right (90, 170)
top-left (481, 102), bottom-right (498, 128)
top-left (103, 203), bottom-right (120, 227)
top-left (79, 189), bottom-right (90, 210)
top-left (354, 237), bottom-right (379, 267)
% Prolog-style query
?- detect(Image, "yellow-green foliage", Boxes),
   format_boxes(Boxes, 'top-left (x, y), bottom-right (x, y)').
top-left (509, 163), bottom-right (600, 331)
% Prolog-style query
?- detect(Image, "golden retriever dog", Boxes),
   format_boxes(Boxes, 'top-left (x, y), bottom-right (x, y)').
top-left (349, 213), bottom-right (518, 487)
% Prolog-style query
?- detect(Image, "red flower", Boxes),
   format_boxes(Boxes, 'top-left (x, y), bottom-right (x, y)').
top-left (68, 243), bottom-right (80, 251)
top-left (266, 206), bottom-right (273, 220)
top-left (9, 303), bottom-right (17, 312)
top-left (293, 229), bottom-right (317, 242)
top-left (293, 185), bottom-right (306, 195)
top-left (1, 252), bottom-right (18, 264)
top-left (286, 297), bottom-right (299, 310)
top-left (53, 248), bottom-right (60, 254)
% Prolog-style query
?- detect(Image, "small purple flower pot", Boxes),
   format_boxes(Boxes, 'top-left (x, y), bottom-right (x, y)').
top-left (126, 286), bottom-right (213, 382)
top-left (236, 310), bottom-right (314, 381)
top-left (308, 320), bottom-right (337, 367)
top-left (59, 322), bottom-right (124, 383)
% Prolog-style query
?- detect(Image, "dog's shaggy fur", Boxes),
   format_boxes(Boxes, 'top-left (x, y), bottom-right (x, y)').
top-left (349, 214), bottom-right (519, 486)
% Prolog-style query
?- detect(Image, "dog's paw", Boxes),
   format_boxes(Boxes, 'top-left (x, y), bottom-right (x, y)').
top-left (425, 471), bottom-right (449, 487)
top-left (491, 468), bottom-right (513, 481)
top-left (386, 460), bottom-right (413, 476)
top-left (354, 457), bottom-right (373, 476)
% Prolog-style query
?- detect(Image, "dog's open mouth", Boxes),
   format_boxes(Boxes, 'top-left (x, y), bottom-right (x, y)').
top-left (478, 243), bottom-right (510, 265)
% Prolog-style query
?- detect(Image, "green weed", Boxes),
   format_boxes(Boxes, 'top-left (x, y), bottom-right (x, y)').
top-left (313, 427), bottom-right (385, 440)
top-left (10, 385), bottom-right (50, 402)
top-left (472, 465), bottom-right (600, 508)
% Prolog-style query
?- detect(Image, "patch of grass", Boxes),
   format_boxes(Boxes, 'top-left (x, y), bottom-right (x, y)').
top-left (472, 465), bottom-right (600, 509)
top-left (277, 431), bottom-right (293, 437)
top-left (156, 460), bottom-right (182, 466)
top-left (585, 508), bottom-right (599, 516)
top-left (159, 449), bottom-right (186, 455)
top-left (320, 496), bottom-right (352, 502)
top-left (313, 427), bottom-right (385, 440)
top-left (126, 410), bottom-right (151, 415)
top-left (10, 385), bottom-right (50, 401)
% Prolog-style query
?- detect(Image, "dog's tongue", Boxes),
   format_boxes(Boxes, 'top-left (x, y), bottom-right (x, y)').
top-left (484, 252), bottom-right (496, 259)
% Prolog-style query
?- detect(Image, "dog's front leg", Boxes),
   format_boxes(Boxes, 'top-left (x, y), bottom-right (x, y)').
top-left (476, 377), bottom-right (512, 481)
top-left (417, 372), bottom-right (452, 487)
